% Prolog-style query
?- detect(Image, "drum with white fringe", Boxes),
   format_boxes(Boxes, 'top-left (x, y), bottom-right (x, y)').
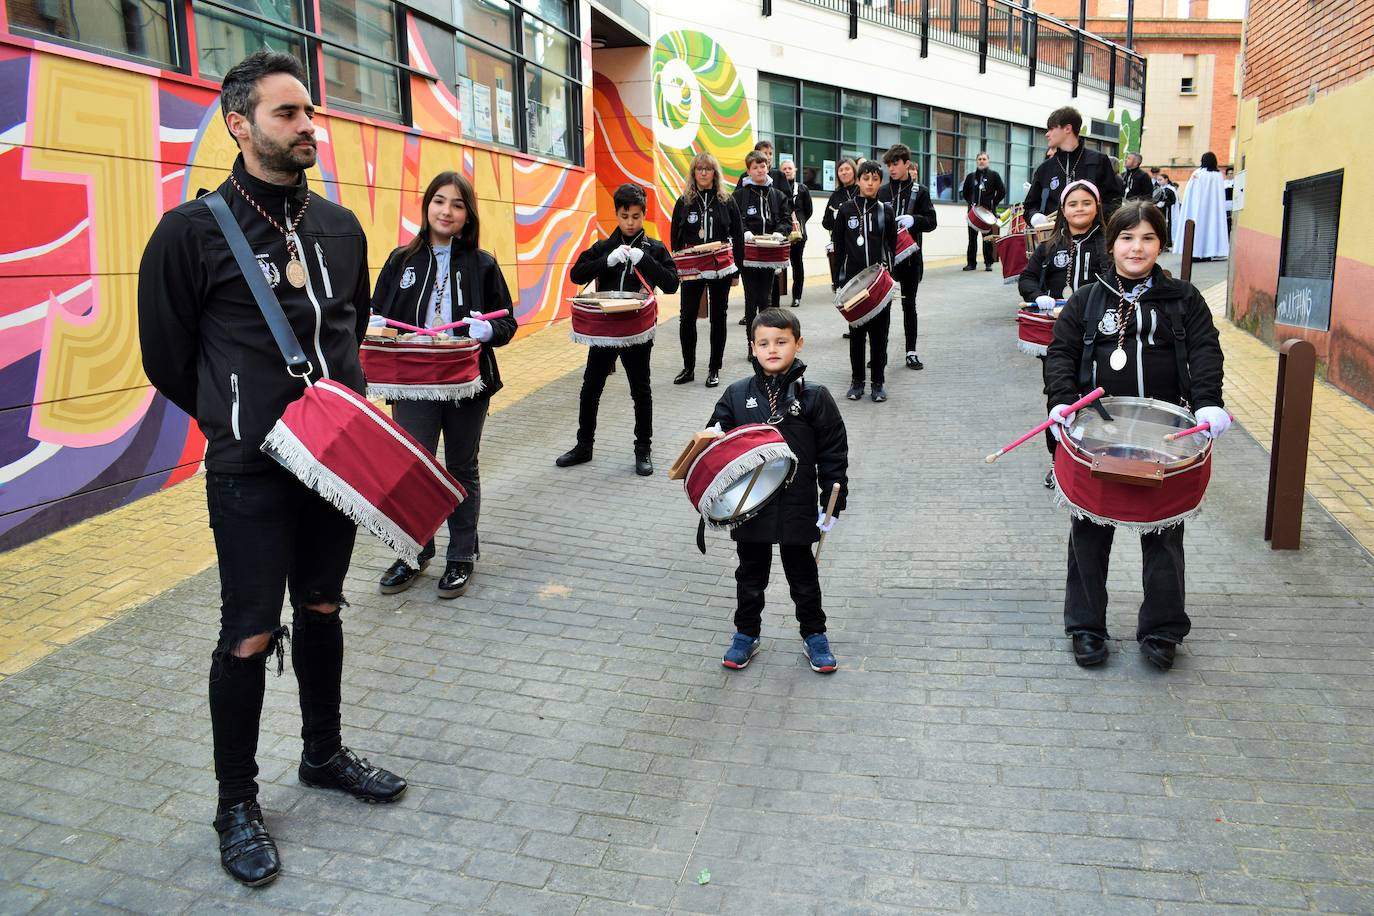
top-left (674, 241), bottom-right (738, 280)
top-left (1052, 396), bottom-right (1212, 533)
top-left (743, 237), bottom-right (790, 271)
top-left (684, 424), bottom-right (797, 528)
top-left (893, 227), bottom-right (919, 266)
top-left (1015, 306), bottom-right (1058, 356)
top-left (834, 263), bottom-right (895, 328)
top-left (360, 335), bottom-right (484, 401)
top-left (568, 292), bottom-right (657, 347)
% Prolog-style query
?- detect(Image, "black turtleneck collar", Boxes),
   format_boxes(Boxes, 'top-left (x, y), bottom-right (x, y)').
top-left (752, 356), bottom-right (807, 387)
top-left (609, 227), bottom-right (647, 248)
top-left (231, 154), bottom-right (310, 206)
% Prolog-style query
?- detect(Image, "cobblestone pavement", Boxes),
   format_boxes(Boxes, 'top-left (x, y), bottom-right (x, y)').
top-left (2, 260), bottom-right (1373, 914)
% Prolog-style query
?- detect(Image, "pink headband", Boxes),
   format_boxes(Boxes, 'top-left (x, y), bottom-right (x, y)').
top-left (1060, 179), bottom-right (1101, 204)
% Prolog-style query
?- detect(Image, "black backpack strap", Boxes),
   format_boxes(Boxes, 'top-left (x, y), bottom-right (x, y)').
top-left (203, 192), bottom-right (311, 376)
top-left (1165, 299), bottom-right (1192, 402)
top-left (1078, 284), bottom-right (1109, 392)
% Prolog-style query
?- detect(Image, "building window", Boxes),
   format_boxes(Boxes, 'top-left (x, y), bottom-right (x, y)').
top-left (193, 2), bottom-right (308, 81)
top-left (320, 0), bottom-right (403, 119)
top-left (1277, 170), bottom-right (1343, 332)
top-left (1176, 124), bottom-right (1194, 160)
top-left (8, 0), bottom-right (178, 66)
top-left (1180, 76), bottom-right (1195, 95)
top-left (457, 40), bottom-right (518, 145)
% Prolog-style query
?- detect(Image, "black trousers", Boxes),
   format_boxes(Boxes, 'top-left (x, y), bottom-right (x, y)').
top-left (849, 304), bottom-right (891, 385)
top-left (966, 227), bottom-right (995, 267)
top-left (1063, 517), bottom-right (1191, 644)
top-left (578, 341), bottom-right (652, 455)
top-left (205, 465), bottom-right (355, 802)
top-left (741, 267), bottom-right (775, 346)
top-left (778, 239), bottom-right (807, 301)
top-left (679, 278), bottom-right (731, 373)
top-left (898, 279), bottom-right (919, 353)
top-left (734, 541), bottom-right (826, 638)
top-left (392, 396), bottom-right (489, 562)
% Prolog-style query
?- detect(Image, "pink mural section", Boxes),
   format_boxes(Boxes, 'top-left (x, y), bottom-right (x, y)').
top-left (591, 69), bottom-right (666, 241)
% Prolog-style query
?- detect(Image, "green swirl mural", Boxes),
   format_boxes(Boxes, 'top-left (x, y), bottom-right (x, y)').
top-left (651, 31), bottom-right (754, 203)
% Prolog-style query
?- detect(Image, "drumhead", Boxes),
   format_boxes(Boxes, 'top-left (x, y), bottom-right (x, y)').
top-left (703, 455), bottom-right (795, 524)
top-left (1066, 397), bottom-right (1207, 466)
top-left (837, 263), bottom-right (887, 300)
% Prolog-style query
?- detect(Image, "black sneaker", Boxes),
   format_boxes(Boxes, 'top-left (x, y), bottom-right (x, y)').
top-left (673, 369), bottom-right (695, 385)
top-left (379, 557), bottom-right (428, 594)
top-left (1044, 468), bottom-right (1056, 489)
top-left (555, 444), bottom-right (592, 467)
top-left (906, 353), bottom-right (924, 370)
top-left (962, 264), bottom-right (978, 271)
top-left (437, 561), bottom-right (473, 599)
top-left (299, 747), bottom-right (406, 803)
top-left (985, 265), bottom-right (993, 272)
top-left (870, 385), bottom-right (888, 403)
top-left (705, 371), bottom-right (720, 388)
top-left (635, 453), bottom-right (654, 477)
top-left (213, 801), bottom-right (280, 887)
top-left (845, 384), bottom-right (864, 401)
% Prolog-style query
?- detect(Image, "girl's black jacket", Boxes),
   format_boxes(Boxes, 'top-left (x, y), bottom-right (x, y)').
top-left (706, 359), bottom-right (849, 545)
top-left (370, 240), bottom-right (519, 397)
top-left (1017, 226), bottom-right (1108, 302)
top-left (669, 193), bottom-right (746, 269)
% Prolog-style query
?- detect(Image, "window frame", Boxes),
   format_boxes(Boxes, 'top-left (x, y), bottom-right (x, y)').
top-left (1276, 169), bottom-right (1343, 333)
top-left (8, 0), bottom-right (183, 70)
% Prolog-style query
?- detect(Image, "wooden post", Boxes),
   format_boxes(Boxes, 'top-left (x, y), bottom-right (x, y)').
top-left (1180, 218), bottom-right (1195, 284)
top-left (1265, 339), bottom-right (1316, 550)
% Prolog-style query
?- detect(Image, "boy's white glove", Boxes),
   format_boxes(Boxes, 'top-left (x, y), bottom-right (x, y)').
top-left (627, 246), bottom-right (644, 265)
top-left (606, 246), bottom-right (627, 267)
top-left (1030, 212), bottom-right (1052, 228)
top-left (1034, 295), bottom-right (1056, 312)
top-left (1048, 404), bottom-right (1076, 442)
top-left (773, 232), bottom-right (786, 241)
top-left (743, 230), bottom-right (755, 243)
top-left (896, 214), bottom-right (915, 230)
top-left (1195, 406), bottom-right (1232, 439)
top-left (367, 314), bottom-right (386, 327)
top-left (816, 508), bottom-right (837, 533)
top-left (466, 316), bottom-right (493, 342)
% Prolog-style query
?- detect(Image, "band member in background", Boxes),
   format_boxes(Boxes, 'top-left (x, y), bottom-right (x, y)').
top-left (831, 159), bottom-right (897, 402)
top-left (960, 151), bottom-right (1006, 272)
top-left (1151, 171), bottom-right (1178, 251)
top-left (137, 50), bottom-right (405, 889)
top-left (1044, 201), bottom-right (1228, 672)
top-left (878, 144), bottom-right (937, 371)
top-left (1023, 107), bottom-right (1122, 225)
top-left (778, 158), bottom-right (813, 307)
top-left (1121, 152), bottom-right (1152, 201)
top-left (1223, 166), bottom-right (1235, 234)
top-left (670, 152), bottom-right (745, 388)
top-left (822, 158), bottom-right (860, 297)
top-left (369, 171), bottom-right (518, 598)
top-left (735, 139), bottom-right (788, 191)
top-left (732, 151), bottom-right (792, 356)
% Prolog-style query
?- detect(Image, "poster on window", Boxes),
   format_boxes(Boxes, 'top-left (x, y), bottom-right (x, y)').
top-left (822, 160), bottom-right (836, 192)
top-left (472, 82), bottom-right (493, 142)
top-left (457, 77), bottom-right (474, 137)
top-left (496, 88), bottom-right (515, 145)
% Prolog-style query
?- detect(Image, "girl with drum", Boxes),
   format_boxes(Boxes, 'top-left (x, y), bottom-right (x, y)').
top-left (369, 171), bottom-right (518, 599)
top-left (1019, 179), bottom-right (1108, 486)
top-left (1043, 200), bottom-right (1231, 672)
top-left (670, 152), bottom-right (745, 389)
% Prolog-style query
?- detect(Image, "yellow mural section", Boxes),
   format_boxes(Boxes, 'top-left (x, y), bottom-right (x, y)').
top-left (27, 55), bottom-right (158, 441)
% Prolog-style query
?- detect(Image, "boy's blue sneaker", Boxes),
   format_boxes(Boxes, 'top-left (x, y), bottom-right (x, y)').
top-left (722, 633), bottom-right (761, 670)
top-left (802, 633), bottom-right (837, 673)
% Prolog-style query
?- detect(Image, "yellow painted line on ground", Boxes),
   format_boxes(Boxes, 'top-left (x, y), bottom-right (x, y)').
top-left (1202, 281), bottom-right (1374, 556)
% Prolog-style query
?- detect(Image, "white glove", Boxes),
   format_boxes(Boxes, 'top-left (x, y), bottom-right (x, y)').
top-left (816, 508), bottom-right (837, 533)
top-left (1195, 406), bottom-right (1232, 439)
top-left (825, 241), bottom-right (834, 254)
top-left (1030, 212), bottom-right (1052, 229)
top-left (626, 246), bottom-right (644, 265)
top-left (606, 246), bottom-right (627, 267)
top-left (1034, 295), bottom-right (1056, 312)
top-left (896, 214), bottom-right (915, 230)
top-left (707, 423), bottom-right (723, 434)
top-left (367, 314), bottom-right (386, 327)
top-left (744, 230), bottom-right (755, 243)
top-left (1048, 404), bottom-right (1076, 443)
top-left (773, 232), bottom-right (786, 241)
top-left (465, 316), bottom-right (493, 342)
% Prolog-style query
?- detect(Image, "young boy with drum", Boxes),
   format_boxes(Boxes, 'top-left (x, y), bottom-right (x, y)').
top-left (732, 151), bottom-right (792, 356)
top-left (878, 143), bottom-right (937, 371)
top-left (370, 171), bottom-right (518, 599)
top-left (1044, 200), bottom-right (1230, 671)
top-left (831, 160), bottom-right (898, 402)
top-left (1019, 179), bottom-right (1108, 487)
top-left (670, 152), bottom-right (745, 389)
top-left (707, 307), bottom-right (848, 673)
top-left (557, 183), bottom-right (680, 476)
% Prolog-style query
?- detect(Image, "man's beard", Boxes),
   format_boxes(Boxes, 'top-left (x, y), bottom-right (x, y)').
top-left (249, 122), bottom-right (316, 175)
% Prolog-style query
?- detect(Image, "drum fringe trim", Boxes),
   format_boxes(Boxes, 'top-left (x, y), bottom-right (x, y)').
top-left (694, 442), bottom-right (798, 529)
top-left (262, 423), bottom-right (428, 566)
top-left (844, 288), bottom-right (897, 328)
top-left (1017, 340), bottom-right (1048, 357)
top-left (1053, 486), bottom-right (1205, 534)
top-left (366, 378), bottom-right (486, 401)
top-left (680, 265), bottom-right (740, 280)
top-left (892, 248), bottom-right (919, 266)
top-left (570, 328), bottom-right (656, 347)
top-left (742, 260), bottom-right (787, 271)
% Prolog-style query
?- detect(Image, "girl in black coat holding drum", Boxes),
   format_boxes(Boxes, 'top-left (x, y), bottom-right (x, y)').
top-left (369, 171), bottom-right (518, 599)
top-left (670, 152), bottom-right (745, 389)
top-left (1043, 200), bottom-right (1230, 672)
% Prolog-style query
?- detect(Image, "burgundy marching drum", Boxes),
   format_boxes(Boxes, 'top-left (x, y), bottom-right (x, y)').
top-left (1015, 306), bottom-right (1058, 356)
top-left (683, 424), bottom-right (797, 528)
top-left (967, 205), bottom-right (998, 233)
top-left (568, 291), bottom-right (658, 347)
top-left (997, 233), bottom-right (1029, 285)
top-left (360, 334), bottom-right (484, 401)
top-left (1052, 396), bottom-right (1213, 533)
top-left (672, 240), bottom-right (738, 280)
top-left (892, 227), bottom-right (919, 266)
top-left (743, 236), bottom-right (791, 270)
top-left (833, 263), bottom-right (895, 328)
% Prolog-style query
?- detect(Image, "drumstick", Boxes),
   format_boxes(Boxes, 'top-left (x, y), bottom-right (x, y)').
top-left (428, 309), bottom-right (512, 334)
top-left (731, 464), bottom-right (765, 519)
top-left (984, 387), bottom-right (1106, 464)
top-left (1163, 414), bottom-right (1232, 442)
top-left (814, 483), bottom-right (841, 562)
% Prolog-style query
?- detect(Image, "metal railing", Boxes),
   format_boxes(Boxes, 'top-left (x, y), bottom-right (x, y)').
top-left (794, 0), bottom-right (1145, 106)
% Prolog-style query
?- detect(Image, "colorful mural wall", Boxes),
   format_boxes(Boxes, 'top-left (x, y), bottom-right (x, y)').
top-left (0, 35), bottom-right (598, 550)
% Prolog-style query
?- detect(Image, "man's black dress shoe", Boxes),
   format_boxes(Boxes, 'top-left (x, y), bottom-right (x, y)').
top-left (962, 264), bottom-right (978, 271)
top-left (299, 747), bottom-right (406, 802)
top-left (1141, 637), bottom-right (1177, 671)
top-left (555, 444), bottom-right (592, 467)
top-left (985, 265), bottom-right (993, 271)
top-left (379, 557), bottom-right (428, 594)
top-left (1072, 633), bottom-right (1108, 667)
top-left (673, 369), bottom-right (695, 384)
top-left (437, 561), bottom-right (473, 598)
top-left (213, 801), bottom-right (280, 887)
top-left (705, 371), bottom-right (720, 387)
top-left (635, 454), bottom-right (654, 477)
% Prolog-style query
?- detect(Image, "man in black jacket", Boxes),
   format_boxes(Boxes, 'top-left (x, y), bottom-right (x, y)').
top-left (1121, 152), bottom-right (1153, 201)
top-left (137, 51), bottom-right (405, 889)
top-left (878, 144), bottom-right (938, 370)
top-left (1023, 107), bottom-right (1122, 223)
top-left (960, 151), bottom-right (1006, 272)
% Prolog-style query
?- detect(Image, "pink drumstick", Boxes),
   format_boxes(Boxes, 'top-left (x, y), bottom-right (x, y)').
top-left (1163, 413), bottom-right (1233, 442)
top-left (984, 387), bottom-right (1106, 464)
top-left (429, 309), bottom-right (512, 334)
top-left (382, 317), bottom-right (432, 335)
